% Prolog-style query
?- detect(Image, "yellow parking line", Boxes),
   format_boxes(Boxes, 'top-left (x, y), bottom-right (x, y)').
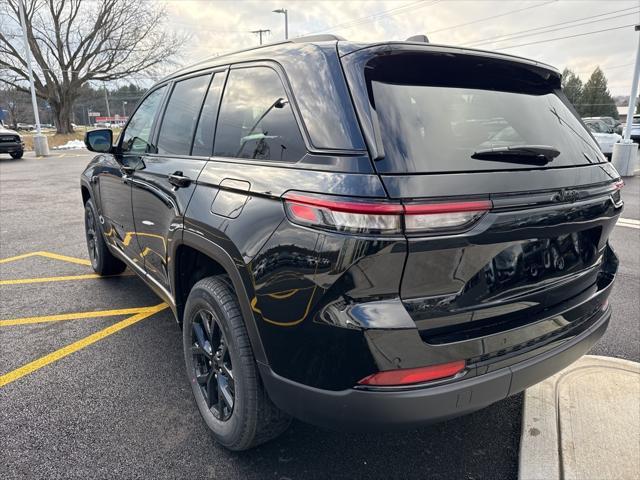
top-left (0, 272), bottom-right (132, 285)
top-left (0, 250), bottom-right (90, 266)
top-left (0, 305), bottom-right (161, 326)
top-left (0, 303), bottom-right (168, 388)
top-left (0, 252), bottom-right (41, 264)
top-left (36, 251), bottom-right (91, 266)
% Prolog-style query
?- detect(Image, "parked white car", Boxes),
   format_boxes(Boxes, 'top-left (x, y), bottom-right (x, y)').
top-left (583, 119), bottom-right (621, 158)
top-left (622, 115), bottom-right (640, 144)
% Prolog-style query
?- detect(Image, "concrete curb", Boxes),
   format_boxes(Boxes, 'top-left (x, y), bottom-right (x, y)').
top-left (519, 355), bottom-right (640, 480)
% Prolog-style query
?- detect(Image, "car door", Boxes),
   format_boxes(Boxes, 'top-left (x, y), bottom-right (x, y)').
top-left (130, 70), bottom-right (226, 293)
top-left (97, 86), bottom-right (167, 262)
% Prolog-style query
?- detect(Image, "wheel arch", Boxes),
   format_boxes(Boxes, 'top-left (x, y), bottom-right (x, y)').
top-left (173, 230), bottom-right (268, 365)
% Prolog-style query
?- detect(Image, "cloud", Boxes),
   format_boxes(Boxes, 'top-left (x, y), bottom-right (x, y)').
top-left (161, 0), bottom-right (638, 95)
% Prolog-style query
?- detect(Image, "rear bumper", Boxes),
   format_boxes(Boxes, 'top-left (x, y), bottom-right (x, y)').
top-left (260, 307), bottom-right (610, 430)
top-left (0, 142), bottom-right (24, 153)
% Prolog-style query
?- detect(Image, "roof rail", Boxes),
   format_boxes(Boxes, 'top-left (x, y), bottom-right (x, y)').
top-left (162, 34), bottom-right (346, 82)
top-left (291, 34), bottom-right (346, 43)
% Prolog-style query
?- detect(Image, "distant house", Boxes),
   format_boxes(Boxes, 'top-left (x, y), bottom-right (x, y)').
top-left (618, 105), bottom-right (629, 123)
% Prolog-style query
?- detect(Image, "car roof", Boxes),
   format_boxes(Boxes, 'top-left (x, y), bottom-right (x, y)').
top-left (163, 35), bottom-right (560, 82)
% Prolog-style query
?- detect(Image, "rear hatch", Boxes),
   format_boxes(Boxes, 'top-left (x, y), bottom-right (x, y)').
top-left (341, 45), bottom-right (622, 358)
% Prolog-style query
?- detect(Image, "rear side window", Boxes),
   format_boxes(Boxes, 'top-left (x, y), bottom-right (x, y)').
top-left (365, 54), bottom-right (604, 173)
top-left (157, 74), bottom-right (211, 156)
top-left (192, 73), bottom-right (226, 157)
top-left (213, 67), bottom-right (306, 162)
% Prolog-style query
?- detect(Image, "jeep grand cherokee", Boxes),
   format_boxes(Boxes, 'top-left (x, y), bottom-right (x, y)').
top-left (81, 35), bottom-right (622, 450)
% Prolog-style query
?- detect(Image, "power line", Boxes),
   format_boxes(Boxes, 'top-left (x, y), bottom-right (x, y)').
top-left (570, 63), bottom-right (635, 75)
top-left (494, 23), bottom-right (637, 51)
top-left (427, 0), bottom-right (557, 35)
top-left (464, 7), bottom-right (639, 47)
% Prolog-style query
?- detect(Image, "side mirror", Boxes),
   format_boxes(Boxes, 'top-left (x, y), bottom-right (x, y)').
top-left (84, 129), bottom-right (113, 153)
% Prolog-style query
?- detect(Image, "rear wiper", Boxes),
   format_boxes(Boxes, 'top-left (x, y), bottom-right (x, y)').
top-left (471, 145), bottom-right (560, 165)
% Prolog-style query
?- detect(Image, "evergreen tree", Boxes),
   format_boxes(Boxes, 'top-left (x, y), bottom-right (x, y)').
top-left (561, 68), bottom-right (584, 113)
top-left (580, 67), bottom-right (619, 119)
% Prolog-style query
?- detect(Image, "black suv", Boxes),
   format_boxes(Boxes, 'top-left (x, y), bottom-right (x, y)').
top-left (81, 36), bottom-right (622, 450)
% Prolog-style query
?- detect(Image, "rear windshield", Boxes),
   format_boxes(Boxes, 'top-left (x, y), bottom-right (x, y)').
top-left (367, 61), bottom-right (604, 173)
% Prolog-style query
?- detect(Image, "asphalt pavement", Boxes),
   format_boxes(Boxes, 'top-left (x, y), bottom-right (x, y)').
top-left (0, 150), bottom-right (638, 479)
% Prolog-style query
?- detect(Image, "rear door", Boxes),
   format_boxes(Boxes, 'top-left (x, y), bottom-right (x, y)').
top-left (130, 70), bottom-right (226, 293)
top-left (342, 48), bottom-right (623, 342)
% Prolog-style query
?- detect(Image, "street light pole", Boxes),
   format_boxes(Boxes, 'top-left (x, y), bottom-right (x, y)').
top-left (17, 0), bottom-right (48, 156)
top-left (273, 8), bottom-right (288, 40)
top-left (103, 85), bottom-right (111, 118)
top-left (612, 24), bottom-right (640, 177)
top-left (122, 101), bottom-right (128, 118)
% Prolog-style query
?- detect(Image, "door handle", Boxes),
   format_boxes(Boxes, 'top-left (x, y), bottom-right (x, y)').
top-left (168, 171), bottom-right (192, 188)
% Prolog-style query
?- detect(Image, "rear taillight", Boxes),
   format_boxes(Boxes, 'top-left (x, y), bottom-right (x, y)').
top-left (283, 193), bottom-right (491, 235)
top-left (357, 360), bottom-right (466, 386)
top-left (283, 193), bottom-right (403, 235)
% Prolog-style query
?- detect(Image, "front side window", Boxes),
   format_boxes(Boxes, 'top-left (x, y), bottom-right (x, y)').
top-left (120, 86), bottom-right (166, 154)
top-left (157, 74), bottom-right (211, 156)
top-left (213, 67), bottom-right (306, 162)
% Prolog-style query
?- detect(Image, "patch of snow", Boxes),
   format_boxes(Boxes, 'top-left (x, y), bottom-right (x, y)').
top-left (53, 139), bottom-right (85, 150)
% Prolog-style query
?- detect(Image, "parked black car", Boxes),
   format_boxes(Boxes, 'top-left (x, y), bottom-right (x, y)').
top-left (0, 124), bottom-right (24, 159)
top-left (81, 35), bottom-right (623, 450)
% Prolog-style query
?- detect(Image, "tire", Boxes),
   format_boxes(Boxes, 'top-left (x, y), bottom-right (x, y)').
top-left (84, 198), bottom-right (126, 275)
top-left (10, 151), bottom-right (23, 159)
top-left (183, 276), bottom-right (290, 451)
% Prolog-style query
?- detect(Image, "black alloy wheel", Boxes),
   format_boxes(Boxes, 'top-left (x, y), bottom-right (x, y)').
top-left (191, 308), bottom-right (235, 421)
top-left (183, 276), bottom-right (291, 450)
top-left (85, 203), bottom-right (99, 269)
top-left (83, 198), bottom-right (126, 275)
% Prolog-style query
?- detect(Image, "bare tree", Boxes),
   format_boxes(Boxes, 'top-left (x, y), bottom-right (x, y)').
top-left (0, 88), bottom-right (32, 127)
top-left (0, 0), bottom-right (185, 133)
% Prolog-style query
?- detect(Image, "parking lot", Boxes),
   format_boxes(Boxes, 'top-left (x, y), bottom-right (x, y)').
top-left (1, 150), bottom-right (638, 479)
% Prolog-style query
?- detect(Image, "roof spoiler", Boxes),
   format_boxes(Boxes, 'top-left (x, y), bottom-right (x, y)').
top-left (406, 34), bottom-right (429, 43)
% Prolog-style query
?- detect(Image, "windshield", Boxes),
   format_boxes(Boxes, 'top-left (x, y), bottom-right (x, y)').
top-left (370, 82), bottom-right (605, 173)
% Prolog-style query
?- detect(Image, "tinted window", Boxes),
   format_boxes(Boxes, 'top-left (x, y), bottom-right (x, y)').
top-left (192, 73), bottom-right (226, 157)
top-left (371, 82), bottom-right (605, 173)
top-left (214, 67), bottom-right (306, 162)
top-left (120, 86), bottom-right (166, 154)
top-left (157, 74), bottom-right (211, 156)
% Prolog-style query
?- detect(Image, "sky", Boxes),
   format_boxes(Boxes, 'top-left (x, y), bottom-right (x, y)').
top-left (158, 0), bottom-right (640, 96)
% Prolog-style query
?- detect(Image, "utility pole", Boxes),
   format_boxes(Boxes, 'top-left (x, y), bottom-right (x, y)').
top-left (251, 29), bottom-right (270, 45)
top-left (103, 85), bottom-right (111, 118)
top-left (612, 24), bottom-right (640, 177)
top-left (273, 8), bottom-right (288, 40)
top-left (17, 0), bottom-right (48, 156)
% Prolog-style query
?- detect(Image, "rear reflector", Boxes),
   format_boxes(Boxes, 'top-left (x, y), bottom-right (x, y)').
top-left (283, 193), bottom-right (491, 235)
top-left (404, 200), bottom-right (491, 233)
top-left (357, 360), bottom-right (466, 386)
